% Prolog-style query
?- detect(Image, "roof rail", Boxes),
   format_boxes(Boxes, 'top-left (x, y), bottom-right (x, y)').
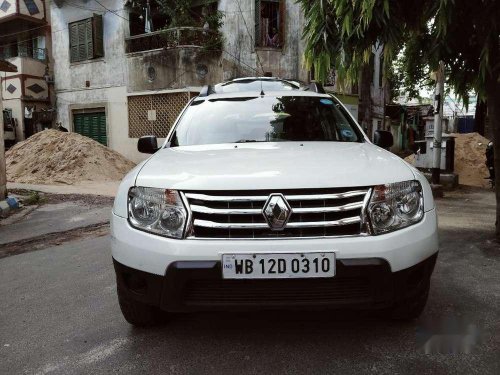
top-left (308, 81), bottom-right (326, 94)
top-left (199, 85), bottom-right (216, 97)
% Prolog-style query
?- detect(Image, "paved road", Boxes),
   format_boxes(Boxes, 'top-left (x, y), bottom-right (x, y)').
top-left (1, 188), bottom-right (499, 374)
top-left (0, 201), bottom-right (110, 245)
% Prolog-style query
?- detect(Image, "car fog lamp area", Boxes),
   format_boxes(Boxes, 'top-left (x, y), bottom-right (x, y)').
top-left (128, 187), bottom-right (187, 238)
top-left (367, 180), bottom-right (424, 234)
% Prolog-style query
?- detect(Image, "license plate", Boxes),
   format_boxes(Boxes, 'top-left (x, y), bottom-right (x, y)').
top-left (221, 252), bottom-right (336, 279)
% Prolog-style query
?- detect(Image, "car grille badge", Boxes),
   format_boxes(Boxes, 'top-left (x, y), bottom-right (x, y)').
top-left (263, 194), bottom-right (292, 230)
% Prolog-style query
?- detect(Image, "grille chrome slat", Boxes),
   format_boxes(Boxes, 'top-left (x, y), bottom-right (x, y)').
top-left (185, 193), bottom-right (268, 202)
top-left (191, 205), bottom-right (262, 215)
top-left (292, 202), bottom-right (364, 214)
top-left (185, 190), bottom-right (369, 202)
top-left (287, 217), bottom-right (361, 228)
top-left (184, 188), bottom-right (371, 239)
top-left (194, 220), bottom-right (270, 229)
top-left (190, 201), bottom-right (363, 215)
top-left (194, 216), bottom-right (361, 229)
top-left (285, 190), bottom-right (368, 200)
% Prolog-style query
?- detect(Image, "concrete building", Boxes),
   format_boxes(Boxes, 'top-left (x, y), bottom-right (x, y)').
top-left (50, 0), bottom-right (311, 162)
top-left (0, 0), bottom-right (54, 143)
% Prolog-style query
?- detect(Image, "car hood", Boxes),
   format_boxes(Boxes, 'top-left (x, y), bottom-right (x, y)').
top-left (135, 142), bottom-right (415, 190)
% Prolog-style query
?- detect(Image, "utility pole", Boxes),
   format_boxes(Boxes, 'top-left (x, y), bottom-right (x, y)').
top-left (0, 60), bottom-right (18, 200)
top-left (0, 93), bottom-right (5, 200)
top-left (431, 61), bottom-right (445, 185)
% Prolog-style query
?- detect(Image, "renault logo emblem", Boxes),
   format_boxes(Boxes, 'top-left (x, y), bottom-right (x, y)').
top-left (262, 194), bottom-right (292, 230)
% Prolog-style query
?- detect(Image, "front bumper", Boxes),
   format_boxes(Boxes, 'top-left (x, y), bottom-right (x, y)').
top-left (111, 209), bottom-right (438, 275)
top-left (111, 209), bottom-right (438, 312)
top-left (113, 253), bottom-right (438, 312)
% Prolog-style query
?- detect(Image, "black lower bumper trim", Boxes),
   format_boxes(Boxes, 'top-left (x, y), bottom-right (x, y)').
top-left (113, 253), bottom-right (437, 313)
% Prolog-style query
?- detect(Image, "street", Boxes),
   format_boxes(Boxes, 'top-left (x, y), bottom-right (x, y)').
top-left (0, 187), bottom-right (499, 374)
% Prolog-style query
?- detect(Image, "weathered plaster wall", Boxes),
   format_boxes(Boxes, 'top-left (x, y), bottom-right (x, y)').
top-left (51, 0), bottom-right (126, 92)
top-left (127, 49), bottom-right (224, 92)
top-left (219, 0), bottom-right (308, 81)
top-left (126, 0), bottom-right (309, 93)
top-left (51, 0), bottom-right (144, 161)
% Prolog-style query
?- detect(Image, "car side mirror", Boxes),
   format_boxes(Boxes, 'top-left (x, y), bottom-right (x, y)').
top-left (138, 135), bottom-right (159, 154)
top-left (373, 130), bottom-right (393, 149)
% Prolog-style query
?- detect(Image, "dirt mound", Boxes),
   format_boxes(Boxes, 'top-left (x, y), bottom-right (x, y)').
top-left (452, 133), bottom-right (491, 188)
top-left (6, 129), bottom-right (136, 185)
top-left (405, 132), bottom-right (491, 188)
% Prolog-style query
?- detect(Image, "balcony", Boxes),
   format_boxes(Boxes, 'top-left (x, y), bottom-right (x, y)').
top-left (0, 46), bottom-right (47, 63)
top-left (0, 0), bottom-right (46, 27)
top-left (125, 27), bottom-right (214, 54)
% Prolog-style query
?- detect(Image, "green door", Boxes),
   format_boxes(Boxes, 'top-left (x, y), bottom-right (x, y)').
top-left (73, 112), bottom-right (107, 146)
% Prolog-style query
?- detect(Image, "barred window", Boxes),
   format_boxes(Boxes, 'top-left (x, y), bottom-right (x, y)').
top-left (255, 0), bottom-right (285, 48)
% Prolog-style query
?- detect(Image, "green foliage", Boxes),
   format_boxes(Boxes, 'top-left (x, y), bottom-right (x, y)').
top-left (157, 0), bottom-right (197, 27)
top-left (155, 0), bottom-right (224, 52)
top-left (298, 0), bottom-right (500, 105)
top-left (24, 191), bottom-right (43, 206)
top-left (201, 10), bottom-right (225, 52)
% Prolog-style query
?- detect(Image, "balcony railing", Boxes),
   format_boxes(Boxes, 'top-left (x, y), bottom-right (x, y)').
top-left (125, 27), bottom-right (213, 54)
top-left (0, 46), bottom-right (47, 63)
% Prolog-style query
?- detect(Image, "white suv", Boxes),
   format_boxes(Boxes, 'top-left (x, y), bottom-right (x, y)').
top-left (111, 78), bottom-right (438, 326)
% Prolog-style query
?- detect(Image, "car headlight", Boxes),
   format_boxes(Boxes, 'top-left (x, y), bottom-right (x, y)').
top-left (128, 187), bottom-right (187, 239)
top-left (367, 180), bottom-right (424, 234)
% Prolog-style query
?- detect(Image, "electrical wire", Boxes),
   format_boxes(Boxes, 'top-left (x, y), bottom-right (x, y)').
top-left (0, 0), bottom-right (126, 46)
top-left (93, 0), bottom-right (130, 22)
top-left (1, 1), bottom-right (261, 81)
top-left (235, 0), bottom-right (264, 75)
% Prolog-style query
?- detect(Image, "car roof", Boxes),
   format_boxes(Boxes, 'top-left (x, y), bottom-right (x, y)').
top-left (198, 77), bottom-right (330, 98)
top-left (196, 91), bottom-right (333, 100)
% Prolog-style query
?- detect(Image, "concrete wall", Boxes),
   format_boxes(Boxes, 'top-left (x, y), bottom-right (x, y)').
top-left (50, 0), bottom-right (143, 160)
top-left (126, 0), bottom-right (309, 93)
top-left (219, 0), bottom-right (307, 81)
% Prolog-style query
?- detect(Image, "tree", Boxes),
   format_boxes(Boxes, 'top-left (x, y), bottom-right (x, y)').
top-left (298, 0), bottom-right (500, 240)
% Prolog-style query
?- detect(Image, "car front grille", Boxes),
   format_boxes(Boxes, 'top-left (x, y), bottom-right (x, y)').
top-left (182, 277), bottom-right (372, 306)
top-left (182, 187), bottom-right (372, 239)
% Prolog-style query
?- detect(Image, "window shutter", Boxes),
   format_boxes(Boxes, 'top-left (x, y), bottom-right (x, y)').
top-left (77, 22), bottom-right (87, 61)
top-left (69, 23), bottom-right (79, 62)
top-left (69, 16), bottom-right (104, 62)
top-left (85, 18), bottom-right (94, 60)
top-left (92, 14), bottom-right (104, 58)
top-left (279, 0), bottom-right (285, 47)
top-left (255, 0), bottom-right (261, 47)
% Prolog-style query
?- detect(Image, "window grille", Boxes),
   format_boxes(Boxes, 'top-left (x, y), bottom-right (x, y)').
top-left (127, 92), bottom-right (197, 138)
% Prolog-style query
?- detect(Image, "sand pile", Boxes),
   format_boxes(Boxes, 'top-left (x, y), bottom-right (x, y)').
top-left (405, 132), bottom-right (491, 188)
top-left (452, 133), bottom-right (491, 188)
top-left (6, 129), bottom-right (136, 185)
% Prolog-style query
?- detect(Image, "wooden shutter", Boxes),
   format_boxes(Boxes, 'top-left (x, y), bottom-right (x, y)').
top-left (85, 18), bottom-right (94, 60)
top-left (69, 23), bottom-right (79, 62)
top-left (279, 0), bottom-right (285, 47)
top-left (69, 16), bottom-right (102, 62)
top-left (77, 21), bottom-right (87, 61)
top-left (74, 112), bottom-right (107, 146)
top-left (92, 14), bottom-right (104, 58)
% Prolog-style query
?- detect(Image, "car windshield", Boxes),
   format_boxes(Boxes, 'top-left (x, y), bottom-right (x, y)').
top-left (170, 96), bottom-right (362, 147)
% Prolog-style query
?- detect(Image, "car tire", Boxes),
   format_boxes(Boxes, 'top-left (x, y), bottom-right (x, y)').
top-left (117, 286), bottom-right (169, 327)
top-left (389, 281), bottom-right (430, 321)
